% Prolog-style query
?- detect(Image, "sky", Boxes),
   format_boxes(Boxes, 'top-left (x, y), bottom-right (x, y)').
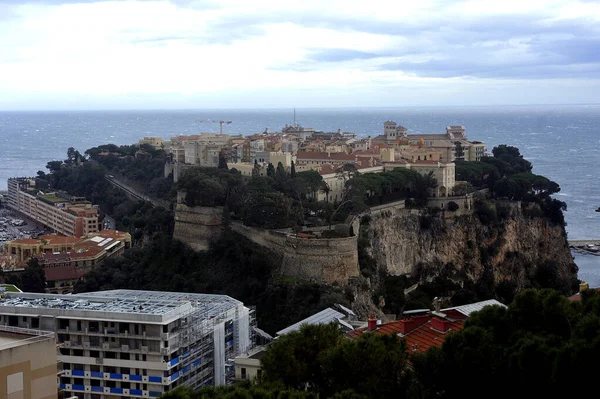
top-left (0, 0), bottom-right (599, 110)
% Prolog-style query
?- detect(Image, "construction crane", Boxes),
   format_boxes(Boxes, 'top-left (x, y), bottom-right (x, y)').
top-left (197, 119), bottom-right (232, 134)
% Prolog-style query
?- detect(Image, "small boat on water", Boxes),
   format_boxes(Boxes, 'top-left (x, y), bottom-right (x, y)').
top-left (596, 207), bottom-right (600, 212)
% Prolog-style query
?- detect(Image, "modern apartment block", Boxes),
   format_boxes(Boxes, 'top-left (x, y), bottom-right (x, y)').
top-left (0, 325), bottom-right (58, 399)
top-left (7, 178), bottom-right (100, 237)
top-left (0, 290), bottom-right (254, 398)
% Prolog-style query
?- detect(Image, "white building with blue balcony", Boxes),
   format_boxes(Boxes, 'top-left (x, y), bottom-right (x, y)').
top-left (0, 289), bottom-right (254, 398)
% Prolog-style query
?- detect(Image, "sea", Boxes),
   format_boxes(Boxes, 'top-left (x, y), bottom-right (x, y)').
top-left (0, 105), bottom-right (599, 283)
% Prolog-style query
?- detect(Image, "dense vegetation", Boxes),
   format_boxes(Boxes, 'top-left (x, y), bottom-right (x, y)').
top-left (74, 232), bottom-right (349, 334)
top-left (3, 258), bottom-right (46, 293)
top-left (35, 147), bottom-right (174, 241)
top-left (179, 163), bottom-right (435, 230)
top-left (456, 144), bottom-right (566, 225)
top-left (85, 143), bottom-right (176, 201)
top-left (162, 288), bottom-right (600, 398)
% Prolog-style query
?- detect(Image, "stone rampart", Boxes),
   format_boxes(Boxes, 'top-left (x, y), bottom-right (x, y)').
top-left (230, 222), bottom-right (359, 284)
top-left (173, 204), bottom-right (223, 251)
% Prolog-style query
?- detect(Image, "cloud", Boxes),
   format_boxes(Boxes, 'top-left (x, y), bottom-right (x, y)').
top-left (0, 0), bottom-right (599, 109)
top-left (307, 49), bottom-right (380, 62)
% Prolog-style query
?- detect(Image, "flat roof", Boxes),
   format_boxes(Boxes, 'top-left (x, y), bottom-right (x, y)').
top-left (0, 290), bottom-right (243, 323)
top-left (0, 326), bottom-right (54, 351)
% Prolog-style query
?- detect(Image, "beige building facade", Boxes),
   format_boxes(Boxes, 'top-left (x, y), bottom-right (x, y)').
top-left (7, 179), bottom-right (100, 238)
top-left (0, 326), bottom-right (57, 399)
top-left (137, 137), bottom-right (164, 150)
top-left (233, 346), bottom-right (266, 382)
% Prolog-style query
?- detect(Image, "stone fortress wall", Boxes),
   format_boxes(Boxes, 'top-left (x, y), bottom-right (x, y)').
top-left (172, 201), bottom-right (359, 284)
top-left (229, 222), bottom-right (359, 284)
top-left (173, 204), bottom-right (224, 252)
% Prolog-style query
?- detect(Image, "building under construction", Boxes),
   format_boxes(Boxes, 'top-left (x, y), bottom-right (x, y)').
top-left (0, 289), bottom-right (254, 398)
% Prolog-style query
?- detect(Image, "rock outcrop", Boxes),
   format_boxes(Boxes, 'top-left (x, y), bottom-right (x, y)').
top-left (365, 201), bottom-right (577, 292)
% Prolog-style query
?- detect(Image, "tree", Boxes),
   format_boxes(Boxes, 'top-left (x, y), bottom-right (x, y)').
top-left (276, 162), bottom-right (288, 182)
top-left (261, 323), bottom-right (342, 392)
top-left (218, 152), bottom-right (228, 170)
top-left (290, 160), bottom-right (296, 178)
top-left (320, 333), bottom-right (413, 398)
top-left (454, 141), bottom-right (465, 160)
top-left (321, 182), bottom-right (331, 202)
top-left (8, 258), bottom-right (47, 293)
top-left (252, 159), bottom-right (261, 178)
top-left (266, 163), bottom-right (276, 177)
top-left (46, 160), bottom-right (63, 173)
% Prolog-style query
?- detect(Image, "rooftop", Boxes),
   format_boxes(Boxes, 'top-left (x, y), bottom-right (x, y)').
top-left (347, 299), bottom-right (506, 353)
top-left (0, 325), bottom-right (54, 351)
top-left (276, 307), bottom-right (345, 336)
top-left (441, 299), bottom-right (504, 316)
top-left (0, 289), bottom-right (242, 322)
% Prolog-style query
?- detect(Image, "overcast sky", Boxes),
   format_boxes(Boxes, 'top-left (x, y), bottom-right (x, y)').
top-left (1, 0), bottom-right (599, 110)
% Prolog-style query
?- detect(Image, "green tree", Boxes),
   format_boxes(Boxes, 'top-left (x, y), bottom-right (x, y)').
top-left (290, 160), bottom-right (296, 178)
top-left (320, 333), bottom-right (413, 398)
top-left (261, 323), bottom-right (342, 391)
top-left (266, 163), bottom-right (276, 177)
top-left (218, 152), bottom-right (229, 170)
top-left (46, 160), bottom-right (63, 173)
top-left (454, 141), bottom-right (465, 160)
top-left (252, 159), bottom-right (261, 178)
top-left (9, 258), bottom-right (47, 293)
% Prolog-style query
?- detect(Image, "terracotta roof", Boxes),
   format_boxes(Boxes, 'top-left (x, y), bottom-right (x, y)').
top-left (296, 151), bottom-right (356, 161)
top-left (348, 315), bottom-right (464, 353)
top-left (318, 165), bottom-right (337, 176)
top-left (44, 265), bottom-right (87, 281)
top-left (568, 288), bottom-right (600, 301)
top-left (408, 134), bottom-right (448, 140)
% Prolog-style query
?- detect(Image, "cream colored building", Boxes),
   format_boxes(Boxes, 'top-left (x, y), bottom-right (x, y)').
top-left (227, 162), bottom-right (267, 177)
top-left (317, 156), bottom-right (456, 201)
top-left (373, 122), bottom-right (487, 162)
top-left (0, 325), bottom-right (57, 399)
top-left (268, 152), bottom-right (296, 169)
top-left (137, 137), bottom-right (164, 150)
top-left (233, 346), bottom-right (266, 382)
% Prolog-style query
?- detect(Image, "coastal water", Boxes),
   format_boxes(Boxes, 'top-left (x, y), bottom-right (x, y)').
top-left (0, 105), bottom-right (599, 282)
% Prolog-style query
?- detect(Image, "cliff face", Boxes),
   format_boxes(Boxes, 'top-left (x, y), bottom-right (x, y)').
top-left (366, 201), bottom-right (577, 292)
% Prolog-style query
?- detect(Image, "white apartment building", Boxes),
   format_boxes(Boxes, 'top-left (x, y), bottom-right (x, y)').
top-left (0, 290), bottom-right (254, 399)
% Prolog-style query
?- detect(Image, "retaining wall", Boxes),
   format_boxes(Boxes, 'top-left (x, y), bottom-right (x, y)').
top-left (230, 222), bottom-right (359, 284)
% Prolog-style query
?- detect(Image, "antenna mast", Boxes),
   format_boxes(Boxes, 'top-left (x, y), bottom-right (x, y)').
top-left (293, 108), bottom-right (296, 126)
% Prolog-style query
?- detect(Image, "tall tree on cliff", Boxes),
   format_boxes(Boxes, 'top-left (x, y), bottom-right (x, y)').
top-left (266, 162), bottom-right (275, 177)
top-left (454, 141), bottom-right (465, 160)
top-left (217, 151), bottom-right (228, 170)
top-left (252, 159), bottom-right (261, 178)
top-left (290, 160), bottom-right (296, 178)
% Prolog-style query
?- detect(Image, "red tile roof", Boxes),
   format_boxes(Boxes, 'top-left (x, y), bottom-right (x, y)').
top-left (348, 315), bottom-right (464, 353)
top-left (43, 265), bottom-right (87, 281)
top-left (568, 288), bottom-right (600, 301)
top-left (296, 151), bottom-right (356, 161)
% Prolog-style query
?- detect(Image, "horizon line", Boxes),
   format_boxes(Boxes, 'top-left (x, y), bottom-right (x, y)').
top-left (1, 103), bottom-right (600, 112)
